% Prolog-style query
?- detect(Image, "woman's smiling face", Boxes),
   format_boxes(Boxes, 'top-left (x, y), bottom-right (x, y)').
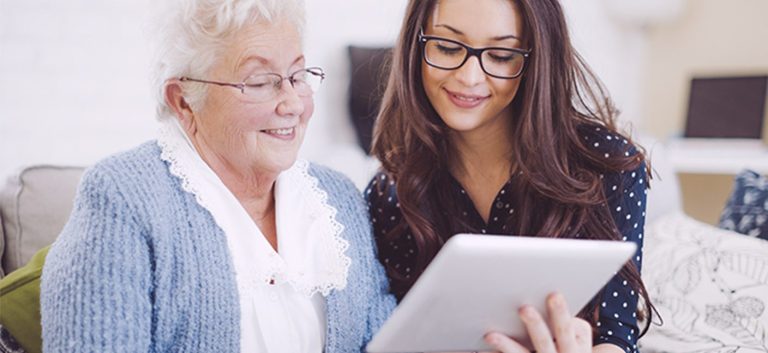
top-left (191, 18), bottom-right (313, 175)
top-left (421, 0), bottom-right (525, 137)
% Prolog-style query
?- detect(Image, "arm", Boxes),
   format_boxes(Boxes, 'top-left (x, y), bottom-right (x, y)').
top-left (364, 172), bottom-right (415, 301)
top-left (355, 177), bottom-right (398, 349)
top-left (360, 234), bottom-right (397, 351)
top-left (594, 162), bottom-right (648, 352)
top-left (40, 167), bottom-right (152, 353)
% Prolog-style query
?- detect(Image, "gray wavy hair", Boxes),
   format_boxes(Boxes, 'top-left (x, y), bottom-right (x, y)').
top-left (152, 0), bottom-right (305, 121)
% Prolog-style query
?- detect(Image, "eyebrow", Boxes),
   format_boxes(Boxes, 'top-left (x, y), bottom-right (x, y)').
top-left (434, 24), bottom-right (520, 41)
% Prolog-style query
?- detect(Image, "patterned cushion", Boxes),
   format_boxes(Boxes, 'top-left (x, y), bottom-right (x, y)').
top-left (638, 214), bottom-right (768, 352)
top-left (719, 170), bottom-right (768, 240)
top-left (0, 325), bottom-right (25, 353)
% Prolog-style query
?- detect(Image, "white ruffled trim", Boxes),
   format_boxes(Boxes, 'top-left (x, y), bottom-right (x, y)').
top-left (272, 159), bottom-right (351, 297)
top-left (156, 119), bottom-right (350, 298)
top-left (157, 119), bottom-right (210, 210)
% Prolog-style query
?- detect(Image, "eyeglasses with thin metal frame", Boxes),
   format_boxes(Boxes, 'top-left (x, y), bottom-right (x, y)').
top-left (418, 30), bottom-right (531, 79)
top-left (179, 66), bottom-right (326, 103)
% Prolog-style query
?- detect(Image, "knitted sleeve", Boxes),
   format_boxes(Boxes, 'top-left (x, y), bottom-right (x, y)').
top-left (355, 190), bottom-right (398, 349)
top-left (40, 165), bottom-right (152, 353)
top-left (308, 164), bottom-right (396, 352)
top-left (337, 176), bottom-right (396, 351)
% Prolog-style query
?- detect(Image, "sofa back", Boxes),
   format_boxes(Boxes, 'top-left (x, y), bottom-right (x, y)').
top-left (0, 166), bottom-right (84, 277)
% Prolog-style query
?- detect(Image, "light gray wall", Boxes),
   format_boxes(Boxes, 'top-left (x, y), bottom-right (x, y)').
top-left (0, 0), bottom-right (668, 187)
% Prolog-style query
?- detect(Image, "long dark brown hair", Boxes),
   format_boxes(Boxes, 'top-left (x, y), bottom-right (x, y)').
top-left (371, 0), bottom-right (656, 336)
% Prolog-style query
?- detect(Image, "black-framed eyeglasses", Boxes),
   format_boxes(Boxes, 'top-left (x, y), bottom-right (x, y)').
top-left (418, 30), bottom-right (531, 79)
top-left (179, 67), bottom-right (325, 103)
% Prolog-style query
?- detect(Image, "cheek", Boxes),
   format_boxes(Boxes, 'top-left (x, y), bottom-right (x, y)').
top-left (421, 64), bottom-right (441, 91)
top-left (494, 79), bottom-right (522, 103)
top-left (300, 96), bottom-right (314, 123)
top-left (217, 103), bottom-right (273, 135)
top-left (421, 65), bottom-right (444, 104)
top-left (235, 105), bottom-right (268, 126)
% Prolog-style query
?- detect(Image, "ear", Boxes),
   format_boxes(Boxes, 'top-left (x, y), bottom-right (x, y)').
top-left (164, 79), bottom-right (197, 133)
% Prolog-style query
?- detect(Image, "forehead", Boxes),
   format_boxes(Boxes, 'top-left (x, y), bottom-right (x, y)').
top-left (224, 18), bottom-right (304, 72)
top-left (428, 0), bottom-right (523, 38)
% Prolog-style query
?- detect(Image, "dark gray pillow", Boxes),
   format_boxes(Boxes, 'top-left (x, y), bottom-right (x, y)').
top-left (718, 169), bottom-right (768, 240)
top-left (347, 46), bottom-right (392, 154)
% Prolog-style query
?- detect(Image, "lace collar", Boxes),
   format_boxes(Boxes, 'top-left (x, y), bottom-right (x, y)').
top-left (156, 119), bottom-right (350, 297)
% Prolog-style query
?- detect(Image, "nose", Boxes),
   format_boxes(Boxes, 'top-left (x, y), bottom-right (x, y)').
top-left (454, 55), bottom-right (486, 87)
top-left (275, 79), bottom-right (305, 117)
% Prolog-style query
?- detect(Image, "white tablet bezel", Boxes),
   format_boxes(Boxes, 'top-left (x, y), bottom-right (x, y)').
top-left (366, 234), bottom-right (637, 353)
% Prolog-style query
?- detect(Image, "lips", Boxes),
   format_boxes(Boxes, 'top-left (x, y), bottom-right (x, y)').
top-left (261, 127), bottom-right (296, 140)
top-left (445, 89), bottom-right (489, 109)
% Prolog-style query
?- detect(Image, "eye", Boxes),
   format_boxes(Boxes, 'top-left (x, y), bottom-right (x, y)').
top-left (244, 74), bottom-right (277, 89)
top-left (487, 50), bottom-right (518, 63)
top-left (434, 41), bottom-right (464, 55)
top-left (291, 70), bottom-right (309, 83)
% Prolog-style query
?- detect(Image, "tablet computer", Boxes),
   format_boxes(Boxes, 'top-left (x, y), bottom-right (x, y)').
top-left (366, 233), bottom-right (637, 353)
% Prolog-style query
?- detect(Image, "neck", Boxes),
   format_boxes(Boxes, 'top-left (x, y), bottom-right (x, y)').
top-left (449, 121), bottom-right (514, 185)
top-left (190, 135), bottom-right (278, 219)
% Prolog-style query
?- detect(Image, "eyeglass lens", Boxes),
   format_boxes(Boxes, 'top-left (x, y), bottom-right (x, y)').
top-left (242, 69), bottom-right (322, 101)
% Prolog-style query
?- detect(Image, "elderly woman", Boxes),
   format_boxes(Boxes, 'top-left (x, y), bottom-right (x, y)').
top-left (39, 0), bottom-right (395, 352)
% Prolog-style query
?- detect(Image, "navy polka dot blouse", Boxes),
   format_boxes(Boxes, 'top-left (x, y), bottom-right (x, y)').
top-left (364, 128), bottom-right (648, 353)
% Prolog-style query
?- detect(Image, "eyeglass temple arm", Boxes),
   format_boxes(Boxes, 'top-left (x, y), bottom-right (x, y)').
top-left (179, 77), bottom-right (246, 93)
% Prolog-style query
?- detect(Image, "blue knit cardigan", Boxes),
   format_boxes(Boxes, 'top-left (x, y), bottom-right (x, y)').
top-left (40, 141), bottom-right (396, 353)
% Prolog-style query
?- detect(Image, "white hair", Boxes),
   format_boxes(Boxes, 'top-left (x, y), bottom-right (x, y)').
top-left (152, 0), bottom-right (306, 121)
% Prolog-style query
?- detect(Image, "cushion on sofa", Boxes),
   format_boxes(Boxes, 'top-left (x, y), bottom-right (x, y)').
top-left (347, 45), bottom-right (392, 154)
top-left (642, 136), bottom-right (684, 223)
top-left (0, 324), bottom-right (26, 353)
top-left (0, 245), bottom-right (49, 353)
top-left (0, 166), bottom-right (83, 275)
top-left (719, 169), bottom-right (768, 240)
top-left (0, 212), bottom-right (4, 278)
top-left (638, 213), bottom-right (768, 352)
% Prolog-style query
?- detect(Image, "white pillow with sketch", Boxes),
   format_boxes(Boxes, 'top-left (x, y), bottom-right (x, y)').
top-left (638, 213), bottom-right (768, 353)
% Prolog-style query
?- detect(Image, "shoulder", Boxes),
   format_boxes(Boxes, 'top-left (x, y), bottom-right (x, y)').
top-left (364, 172), bottom-right (403, 235)
top-left (307, 162), bottom-right (360, 197)
top-left (84, 141), bottom-right (165, 185)
top-left (364, 171), bottom-right (399, 206)
top-left (576, 124), bottom-right (647, 182)
top-left (76, 141), bottom-right (176, 213)
top-left (306, 162), bottom-right (371, 223)
top-left (577, 124), bottom-right (639, 159)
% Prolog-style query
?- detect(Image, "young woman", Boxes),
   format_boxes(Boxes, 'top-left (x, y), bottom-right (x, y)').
top-left (366, 0), bottom-right (654, 352)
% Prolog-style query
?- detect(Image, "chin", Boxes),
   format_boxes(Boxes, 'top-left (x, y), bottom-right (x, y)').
top-left (447, 121), bottom-right (483, 133)
top-left (264, 156), bottom-right (298, 174)
top-left (440, 113), bottom-right (486, 132)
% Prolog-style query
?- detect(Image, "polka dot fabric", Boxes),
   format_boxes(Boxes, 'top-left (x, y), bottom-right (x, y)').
top-left (364, 129), bottom-right (648, 353)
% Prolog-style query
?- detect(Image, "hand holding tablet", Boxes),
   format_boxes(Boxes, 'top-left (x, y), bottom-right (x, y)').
top-left (366, 234), bottom-right (637, 353)
top-left (483, 292), bottom-right (593, 353)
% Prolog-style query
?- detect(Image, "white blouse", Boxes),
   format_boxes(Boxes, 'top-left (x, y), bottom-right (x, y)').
top-left (157, 119), bottom-right (351, 352)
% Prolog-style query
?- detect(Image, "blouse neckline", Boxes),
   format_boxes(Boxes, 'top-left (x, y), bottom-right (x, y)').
top-left (156, 118), bottom-right (351, 297)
